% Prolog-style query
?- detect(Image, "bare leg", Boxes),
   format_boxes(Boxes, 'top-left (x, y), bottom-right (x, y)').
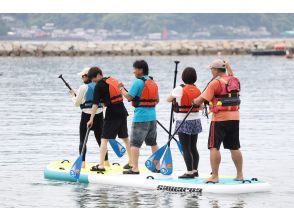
top-left (98, 138), bottom-right (108, 169)
top-left (230, 149), bottom-right (244, 180)
top-left (151, 145), bottom-right (160, 170)
top-left (82, 161), bottom-right (86, 169)
top-left (206, 148), bottom-right (221, 183)
top-left (131, 147), bottom-right (140, 172)
top-left (122, 137), bottom-right (132, 166)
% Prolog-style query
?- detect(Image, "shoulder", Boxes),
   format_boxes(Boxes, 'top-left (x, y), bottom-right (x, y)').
top-left (171, 85), bottom-right (183, 98)
top-left (79, 84), bottom-right (87, 90)
top-left (132, 78), bottom-right (145, 87)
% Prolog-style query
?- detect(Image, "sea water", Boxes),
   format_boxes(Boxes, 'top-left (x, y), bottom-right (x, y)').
top-left (0, 55), bottom-right (293, 207)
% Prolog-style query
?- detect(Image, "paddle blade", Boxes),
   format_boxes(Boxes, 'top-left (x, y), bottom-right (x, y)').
top-left (109, 139), bottom-right (126, 158)
top-left (145, 145), bottom-right (167, 172)
top-left (160, 147), bottom-right (173, 175)
top-left (175, 139), bottom-right (183, 155)
top-left (70, 155), bottom-right (83, 180)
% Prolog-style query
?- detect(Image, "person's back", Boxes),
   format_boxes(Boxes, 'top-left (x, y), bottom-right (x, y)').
top-left (95, 76), bottom-right (128, 121)
top-left (167, 67), bottom-right (202, 178)
top-left (193, 59), bottom-right (243, 183)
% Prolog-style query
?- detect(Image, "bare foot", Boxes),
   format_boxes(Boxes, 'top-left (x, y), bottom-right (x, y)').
top-left (82, 161), bottom-right (86, 169)
top-left (205, 175), bottom-right (219, 183)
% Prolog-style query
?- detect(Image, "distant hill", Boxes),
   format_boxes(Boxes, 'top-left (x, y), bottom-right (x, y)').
top-left (1, 13), bottom-right (294, 37)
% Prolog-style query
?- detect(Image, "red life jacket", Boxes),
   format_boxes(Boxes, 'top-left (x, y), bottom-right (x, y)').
top-left (102, 77), bottom-right (123, 105)
top-left (173, 84), bottom-right (201, 113)
top-left (132, 76), bottom-right (159, 108)
top-left (209, 75), bottom-right (241, 113)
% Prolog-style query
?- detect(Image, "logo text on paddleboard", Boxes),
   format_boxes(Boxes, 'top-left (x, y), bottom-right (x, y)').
top-left (157, 185), bottom-right (202, 193)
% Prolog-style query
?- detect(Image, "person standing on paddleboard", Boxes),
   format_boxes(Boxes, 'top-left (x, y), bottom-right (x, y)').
top-left (167, 67), bottom-right (202, 178)
top-left (86, 67), bottom-right (132, 171)
top-left (192, 59), bottom-right (243, 183)
top-left (119, 60), bottom-right (160, 175)
top-left (69, 68), bottom-right (109, 169)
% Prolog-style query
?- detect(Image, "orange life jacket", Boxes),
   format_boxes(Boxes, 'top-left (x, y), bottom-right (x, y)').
top-left (173, 84), bottom-right (201, 113)
top-left (132, 76), bottom-right (159, 108)
top-left (209, 75), bottom-right (241, 113)
top-left (102, 76), bottom-right (123, 105)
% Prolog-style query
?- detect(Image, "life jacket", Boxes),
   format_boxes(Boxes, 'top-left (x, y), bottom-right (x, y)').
top-left (173, 84), bottom-right (201, 113)
top-left (209, 75), bottom-right (241, 113)
top-left (132, 76), bottom-right (159, 108)
top-left (102, 76), bottom-right (123, 106)
top-left (80, 82), bottom-right (96, 109)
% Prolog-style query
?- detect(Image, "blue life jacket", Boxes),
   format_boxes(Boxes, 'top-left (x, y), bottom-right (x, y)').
top-left (80, 82), bottom-right (101, 109)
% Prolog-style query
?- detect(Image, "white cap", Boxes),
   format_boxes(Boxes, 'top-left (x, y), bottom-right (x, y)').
top-left (77, 67), bottom-right (90, 77)
top-left (208, 59), bottom-right (226, 69)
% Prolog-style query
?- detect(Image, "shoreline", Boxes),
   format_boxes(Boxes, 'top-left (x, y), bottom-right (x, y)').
top-left (0, 39), bottom-right (294, 57)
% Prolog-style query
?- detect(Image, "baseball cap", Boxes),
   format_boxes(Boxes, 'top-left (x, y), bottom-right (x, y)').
top-left (208, 59), bottom-right (226, 69)
top-left (77, 67), bottom-right (90, 77)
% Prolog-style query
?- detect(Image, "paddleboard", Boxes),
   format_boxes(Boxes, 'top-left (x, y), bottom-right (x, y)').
top-left (44, 160), bottom-right (271, 194)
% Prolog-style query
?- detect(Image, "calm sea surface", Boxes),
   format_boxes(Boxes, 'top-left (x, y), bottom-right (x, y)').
top-left (0, 55), bottom-right (293, 208)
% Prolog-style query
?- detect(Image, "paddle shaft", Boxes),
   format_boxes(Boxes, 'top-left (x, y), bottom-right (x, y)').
top-left (168, 61), bottom-right (180, 144)
top-left (167, 105), bottom-right (194, 145)
top-left (81, 128), bottom-right (91, 156)
top-left (58, 75), bottom-right (76, 97)
top-left (157, 120), bottom-right (179, 143)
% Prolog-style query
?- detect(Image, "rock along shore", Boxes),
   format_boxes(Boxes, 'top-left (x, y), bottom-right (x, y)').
top-left (0, 39), bottom-right (294, 57)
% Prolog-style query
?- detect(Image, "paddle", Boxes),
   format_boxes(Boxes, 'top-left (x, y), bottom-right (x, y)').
top-left (146, 105), bottom-right (195, 175)
top-left (70, 128), bottom-right (90, 180)
top-left (145, 61), bottom-right (180, 173)
top-left (109, 139), bottom-right (126, 158)
top-left (168, 61), bottom-right (180, 141)
top-left (58, 74), bottom-right (76, 96)
top-left (156, 120), bottom-right (183, 154)
top-left (58, 75), bottom-right (127, 158)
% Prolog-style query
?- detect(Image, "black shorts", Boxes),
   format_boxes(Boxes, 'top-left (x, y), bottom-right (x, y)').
top-left (208, 120), bottom-right (241, 150)
top-left (101, 118), bottom-right (128, 139)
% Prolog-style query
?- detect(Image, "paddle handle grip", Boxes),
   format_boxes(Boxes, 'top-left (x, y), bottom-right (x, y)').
top-left (59, 75), bottom-right (76, 97)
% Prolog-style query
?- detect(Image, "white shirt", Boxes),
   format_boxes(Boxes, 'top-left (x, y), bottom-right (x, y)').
top-left (171, 85), bottom-right (201, 121)
top-left (71, 84), bottom-right (103, 115)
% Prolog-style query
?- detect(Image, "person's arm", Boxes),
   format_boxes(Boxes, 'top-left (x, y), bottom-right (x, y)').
top-left (192, 96), bottom-right (206, 106)
top-left (193, 81), bottom-right (217, 106)
top-left (166, 93), bottom-right (174, 102)
top-left (118, 80), bottom-right (140, 102)
top-left (120, 86), bottom-right (134, 101)
top-left (71, 85), bottom-right (87, 107)
top-left (224, 60), bottom-right (234, 76)
top-left (167, 86), bottom-right (182, 102)
top-left (87, 104), bottom-right (98, 128)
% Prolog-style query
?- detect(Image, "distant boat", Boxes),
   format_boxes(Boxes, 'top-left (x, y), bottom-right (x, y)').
top-left (251, 43), bottom-right (287, 56)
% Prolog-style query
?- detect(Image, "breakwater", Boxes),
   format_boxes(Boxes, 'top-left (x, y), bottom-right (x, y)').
top-left (0, 39), bottom-right (293, 56)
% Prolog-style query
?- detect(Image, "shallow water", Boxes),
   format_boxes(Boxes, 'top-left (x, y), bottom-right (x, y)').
top-left (0, 55), bottom-right (293, 208)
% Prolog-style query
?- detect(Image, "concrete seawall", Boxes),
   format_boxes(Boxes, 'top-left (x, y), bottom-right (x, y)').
top-left (0, 39), bottom-right (293, 56)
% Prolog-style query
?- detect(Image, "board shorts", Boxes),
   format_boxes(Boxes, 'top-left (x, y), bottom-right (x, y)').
top-left (131, 121), bottom-right (157, 148)
top-left (208, 120), bottom-right (241, 150)
top-left (101, 118), bottom-right (128, 139)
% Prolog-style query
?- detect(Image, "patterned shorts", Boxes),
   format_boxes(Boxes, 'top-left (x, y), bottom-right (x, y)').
top-left (175, 119), bottom-right (202, 135)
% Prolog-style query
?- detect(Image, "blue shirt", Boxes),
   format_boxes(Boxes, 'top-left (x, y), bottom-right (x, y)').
top-left (128, 76), bottom-right (157, 122)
